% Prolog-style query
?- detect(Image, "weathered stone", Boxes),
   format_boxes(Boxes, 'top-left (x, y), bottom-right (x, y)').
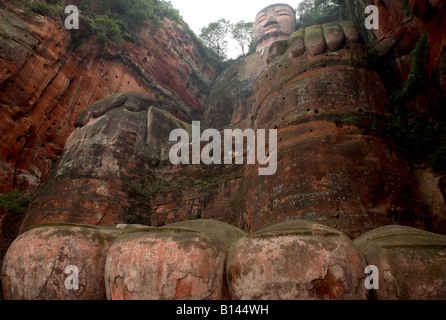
top-left (339, 21), bottom-right (360, 43)
top-left (343, 0), bottom-right (415, 44)
top-left (202, 49), bottom-right (267, 130)
top-left (19, 94), bottom-right (192, 232)
top-left (413, 168), bottom-right (446, 234)
top-left (0, 3), bottom-right (217, 195)
top-left (239, 121), bottom-right (425, 238)
top-left (254, 4), bottom-right (297, 52)
top-left (323, 23), bottom-right (345, 52)
top-left (1, 223), bottom-right (128, 300)
top-left (74, 92), bottom-right (160, 128)
top-left (304, 25), bottom-right (325, 56)
top-left (354, 225), bottom-right (446, 300)
top-left (410, 0), bottom-right (446, 97)
top-left (235, 27), bottom-right (427, 238)
top-left (104, 220), bottom-right (247, 300)
top-left (267, 40), bottom-right (289, 65)
top-left (286, 22), bottom-right (360, 60)
top-left (289, 30), bottom-right (305, 57)
top-left (226, 220), bottom-right (368, 300)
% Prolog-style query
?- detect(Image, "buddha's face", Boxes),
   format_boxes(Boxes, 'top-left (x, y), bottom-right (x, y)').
top-left (254, 4), bottom-right (296, 52)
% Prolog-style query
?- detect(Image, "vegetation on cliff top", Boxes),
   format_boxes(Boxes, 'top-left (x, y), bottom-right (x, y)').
top-left (369, 31), bottom-right (446, 172)
top-left (296, 0), bottom-right (346, 29)
top-left (0, 191), bottom-right (33, 217)
top-left (199, 19), bottom-right (255, 61)
top-left (10, 0), bottom-right (225, 69)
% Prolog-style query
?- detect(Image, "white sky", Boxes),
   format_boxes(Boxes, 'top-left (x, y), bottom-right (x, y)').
top-left (169, 0), bottom-right (303, 59)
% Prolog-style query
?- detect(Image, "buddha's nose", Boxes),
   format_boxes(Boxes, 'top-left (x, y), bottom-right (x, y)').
top-left (264, 16), bottom-right (279, 28)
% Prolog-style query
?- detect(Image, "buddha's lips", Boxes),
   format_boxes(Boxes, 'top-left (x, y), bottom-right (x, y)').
top-left (264, 25), bottom-right (279, 33)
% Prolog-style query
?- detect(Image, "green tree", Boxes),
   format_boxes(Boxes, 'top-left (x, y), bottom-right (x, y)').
top-left (296, 0), bottom-right (343, 28)
top-left (231, 21), bottom-right (254, 56)
top-left (94, 15), bottom-right (124, 45)
top-left (199, 18), bottom-right (232, 61)
top-left (102, 0), bottom-right (162, 29)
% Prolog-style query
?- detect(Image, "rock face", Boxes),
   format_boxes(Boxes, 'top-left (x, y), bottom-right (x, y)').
top-left (3, 220), bottom-right (446, 300)
top-left (1, 224), bottom-right (119, 300)
top-left (18, 18), bottom-right (445, 238)
top-left (410, 0), bottom-right (446, 97)
top-left (2, 1), bottom-right (446, 301)
top-left (226, 220), bottom-right (368, 300)
top-left (241, 122), bottom-right (423, 238)
top-left (202, 52), bottom-right (267, 129)
top-left (236, 23), bottom-right (429, 237)
top-left (343, 0), bottom-right (418, 48)
top-left (19, 91), bottom-right (247, 231)
top-left (227, 220), bottom-right (368, 300)
top-left (0, 3), bottom-right (217, 195)
top-left (19, 92), bottom-right (191, 232)
top-left (105, 220), bottom-right (247, 300)
top-left (354, 225), bottom-right (446, 300)
top-left (344, 0), bottom-right (445, 107)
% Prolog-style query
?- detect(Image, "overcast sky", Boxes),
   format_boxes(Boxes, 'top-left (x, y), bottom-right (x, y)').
top-left (169, 0), bottom-right (303, 59)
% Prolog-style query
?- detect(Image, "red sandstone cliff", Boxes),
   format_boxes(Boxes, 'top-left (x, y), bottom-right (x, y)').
top-left (1, 0), bottom-right (444, 238)
top-left (1, 1), bottom-right (446, 301)
top-left (0, 2), bottom-right (217, 195)
top-left (344, 0), bottom-right (445, 102)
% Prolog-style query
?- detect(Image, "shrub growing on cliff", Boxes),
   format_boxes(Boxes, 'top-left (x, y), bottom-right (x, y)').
top-left (296, 0), bottom-right (344, 28)
top-left (391, 31), bottom-right (430, 103)
top-left (92, 15), bottom-right (124, 46)
top-left (102, 0), bottom-right (162, 29)
top-left (28, 0), bottom-right (63, 16)
top-left (0, 192), bottom-right (33, 217)
top-left (369, 31), bottom-right (446, 172)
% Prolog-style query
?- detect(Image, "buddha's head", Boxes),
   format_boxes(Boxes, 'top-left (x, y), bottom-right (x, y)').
top-left (254, 3), bottom-right (297, 52)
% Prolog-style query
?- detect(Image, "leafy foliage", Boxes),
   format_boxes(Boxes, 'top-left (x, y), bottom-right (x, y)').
top-left (26, 0), bottom-right (63, 16)
top-left (0, 192), bottom-right (33, 217)
top-left (199, 19), bottom-right (256, 61)
top-left (18, 1), bottom-right (177, 46)
top-left (231, 21), bottom-right (254, 56)
top-left (92, 15), bottom-right (124, 44)
top-left (368, 31), bottom-right (446, 172)
top-left (199, 19), bottom-right (232, 61)
top-left (390, 31), bottom-right (430, 103)
top-left (101, 0), bottom-right (162, 29)
top-left (15, 0), bottom-right (226, 70)
top-left (296, 0), bottom-right (344, 28)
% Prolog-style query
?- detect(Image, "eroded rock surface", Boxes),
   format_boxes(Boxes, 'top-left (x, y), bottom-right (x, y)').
top-left (18, 91), bottom-right (247, 231)
top-left (226, 220), bottom-right (368, 300)
top-left (354, 225), bottom-right (446, 300)
top-left (104, 219), bottom-right (247, 300)
top-left (1, 223), bottom-right (132, 300)
top-left (0, 3), bottom-right (217, 195)
top-left (19, 92), bottom-right (190, 232)
top-left (240, 122), bottom-right (422, 238)
top-left (237, 22), bottom-right (430, 237)
top-left (3, 220), bottom-right (446, 300)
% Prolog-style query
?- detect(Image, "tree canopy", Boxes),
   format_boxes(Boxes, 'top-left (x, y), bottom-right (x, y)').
top-left (199, 19), bottom-right (232, 61)
top-left (200, 19), bottom-right (255, 61)
top-left (296, 0), bottom-right (344, 28)
top-left (231, 21), bottom-right (254, 56)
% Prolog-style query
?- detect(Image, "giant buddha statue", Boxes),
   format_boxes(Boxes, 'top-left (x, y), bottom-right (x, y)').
top-left (254, 3), bottom-right (297, 52)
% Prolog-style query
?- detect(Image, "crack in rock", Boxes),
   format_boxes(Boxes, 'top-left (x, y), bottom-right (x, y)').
top-left (172, 273), bottom-right (212, 300)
